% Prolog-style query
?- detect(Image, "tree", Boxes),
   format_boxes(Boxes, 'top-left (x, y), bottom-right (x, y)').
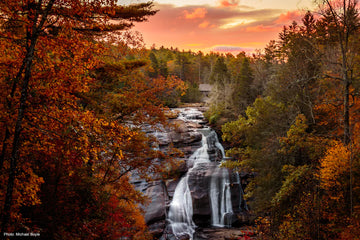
top-left (264, 14), bottom-right (322, 126)
top-left (158, 59), bottom-right (169, 78)
top-left (148, 51), bottom-right (159, 77)
top-left (175, 51), bottom-right (191, 81)
top-left (222, 97), bottom-right (295, 212)
top-left (317, 0), bottom-right (360, 144)
top-left (0, 0), bottom-right (159, 236)
top-left (232, 57), bottom-right (256, 114)
top-left (208, 57), bottom-right (231, 112)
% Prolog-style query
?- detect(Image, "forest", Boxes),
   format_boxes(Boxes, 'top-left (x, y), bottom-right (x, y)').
top-left (1, 0), bottom-right (360, 239)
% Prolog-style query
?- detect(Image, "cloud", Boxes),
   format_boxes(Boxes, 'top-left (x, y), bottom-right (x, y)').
top-left (275, 10), bottom-right (303, 24)
top-left (184, 8), bottom-right (207, 19)
top-left (133, 3), bottom-right (298, 52)
top-left (246, 25), bottom-right (280, 32)
top-left (219, 19), bottom-right (255, 29)
top-left (198, 20), bottom-right (210, 28)
top-left (219, 0), bottom-right (240, 7)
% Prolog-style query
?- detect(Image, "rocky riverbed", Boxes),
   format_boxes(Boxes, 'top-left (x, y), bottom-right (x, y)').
top-left (194, 227), bottom-right (257, 240)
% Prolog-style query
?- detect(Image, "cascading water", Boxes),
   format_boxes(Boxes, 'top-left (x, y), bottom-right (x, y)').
top-left (187, 133), bottom-right (210, 168)
top-left (209, 131), bottom-right (233, 227)
top-left (167, 175), bottom-right (196, 239)
top-left (163, 108), bottom-right (246, 239)
top-left (210, 167), bottom-right (233, 227)
top-left (167, 133), bottom-right (210, 239)
top-left (211, 131), bottom-right (225, 159)
top-left (168, 125), bottom-right (234, 232)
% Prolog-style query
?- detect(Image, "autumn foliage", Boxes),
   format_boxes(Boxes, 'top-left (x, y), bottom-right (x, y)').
top-left (2, 0), bottom-right (360, 239)
top-left (0, 0), bottom-right (185, 239)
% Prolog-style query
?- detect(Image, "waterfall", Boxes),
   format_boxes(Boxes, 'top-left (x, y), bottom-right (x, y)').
top-left (167, 175), bottom-right (196, 239)
top-left (164, 108), bottom-right (239, 239)
top-left (209, 130), bottom-right (233, 227)
top-left (212, 131), bottom-right (225, 159)
top-left (210, 166), bottom-right (233, 227)
top-left (187, 134), bottom-right (209, 168)
top-left (167, 133), bottom-right (210, 239)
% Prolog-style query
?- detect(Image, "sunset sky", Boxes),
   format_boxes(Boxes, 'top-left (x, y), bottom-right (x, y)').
top-left (130, 0), bottom-right (317, 54)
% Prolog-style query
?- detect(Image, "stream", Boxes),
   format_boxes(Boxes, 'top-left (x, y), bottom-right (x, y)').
top-left (132, 107), bottom-right (249, 240)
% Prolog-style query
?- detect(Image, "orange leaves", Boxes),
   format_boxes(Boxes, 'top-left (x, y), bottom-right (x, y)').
top-left (317, 137), bottom-right (360, 237)
top-left (13, 162), bottom-right (44, 207)
top-left (320, 141), bottom-right (350, 191)
top-left (88, 49), bottom-right (186, 126)
top-left (0, 0), bottom-right (171, 237)
top-left (0, 161), bottom-right (44, 230)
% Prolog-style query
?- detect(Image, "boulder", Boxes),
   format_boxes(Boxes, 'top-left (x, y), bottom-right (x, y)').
top-left (153, 119), bottom-right (203, 147)
top-left (171, 119), bottom-right (189, 133)
top-left (186, 121), bottom-right (202, 129)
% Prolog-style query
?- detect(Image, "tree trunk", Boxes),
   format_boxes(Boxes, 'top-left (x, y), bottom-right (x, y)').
top-left (1, 36), bottom-right (37, 233)
top-left (344, 75), bottom-right (350, 144)
top-left (1, 0), bottom-right (55, 231)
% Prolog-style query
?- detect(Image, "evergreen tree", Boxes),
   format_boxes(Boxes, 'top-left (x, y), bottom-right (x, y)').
top-left (232, 57), bottom-right (255, 114)
top-left (148, 52), bottom-right (159, 78)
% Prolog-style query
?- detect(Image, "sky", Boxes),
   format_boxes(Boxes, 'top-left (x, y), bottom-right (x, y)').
top-left (128, 0), bottom-right (316, 54)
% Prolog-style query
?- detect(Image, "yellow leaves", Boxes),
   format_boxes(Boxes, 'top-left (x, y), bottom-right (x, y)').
top-left (13, 162), bottom-right (44, 207)
top-left (320, 141), bottom-right (350, 190)
top-left (117, 150), bottom-right (124, 160)
top-left (318, 141), bottom-right (357, 234)
top-left (82, 156), bottom-right (89, 164)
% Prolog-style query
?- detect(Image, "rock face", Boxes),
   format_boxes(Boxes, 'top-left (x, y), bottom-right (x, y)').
top-left (187, 162), bottom-right (216, 226)
top-left (144, 181), bottom-right (168, 238)
top-left (145, 181), bottom-right (168, 224)
top-left (133, 108), bottom-right (249, 238)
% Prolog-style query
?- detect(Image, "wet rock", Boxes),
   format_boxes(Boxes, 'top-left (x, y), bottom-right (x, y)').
top-left (166, 179), bottom-right (180, 199)
top-left (145, 181), bottom-right (168, 225)
top-left (187, 162), bottom-right (217, 226)
top-left (153, 119), bottom-right (203, 147)
top-left (194, 227), bottom-right (257, 240)
top-left (154, 131), bottom-right (171, 146)
top-left (142, 107), bottom-right (251, 238)
top-left (186, 121), bottom-right (203, 129)
top-left (160, 225), bottom-right (193, 240)
top-left (170, 119), bottom-right (189, 133)
top-left (148, 220), bottom-right (166, 238)
top-left (168, 131), bottom-right (202, 146)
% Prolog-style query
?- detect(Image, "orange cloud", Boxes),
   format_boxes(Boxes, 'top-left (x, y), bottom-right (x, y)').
top-left (275, 10), bottom-right (303, 24)
top-left (219, 0), bottom-right (240, 7)
top-left (246, 25), bottom-right (280, 32)
top-left (184, 8), bottom-right (207, 19)
top-left (198, 21), bottom-right (210, 28)
top-left (133, 4), bottom-right (285, 53)
top-left (186, 43), bottom-right (203, 47)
